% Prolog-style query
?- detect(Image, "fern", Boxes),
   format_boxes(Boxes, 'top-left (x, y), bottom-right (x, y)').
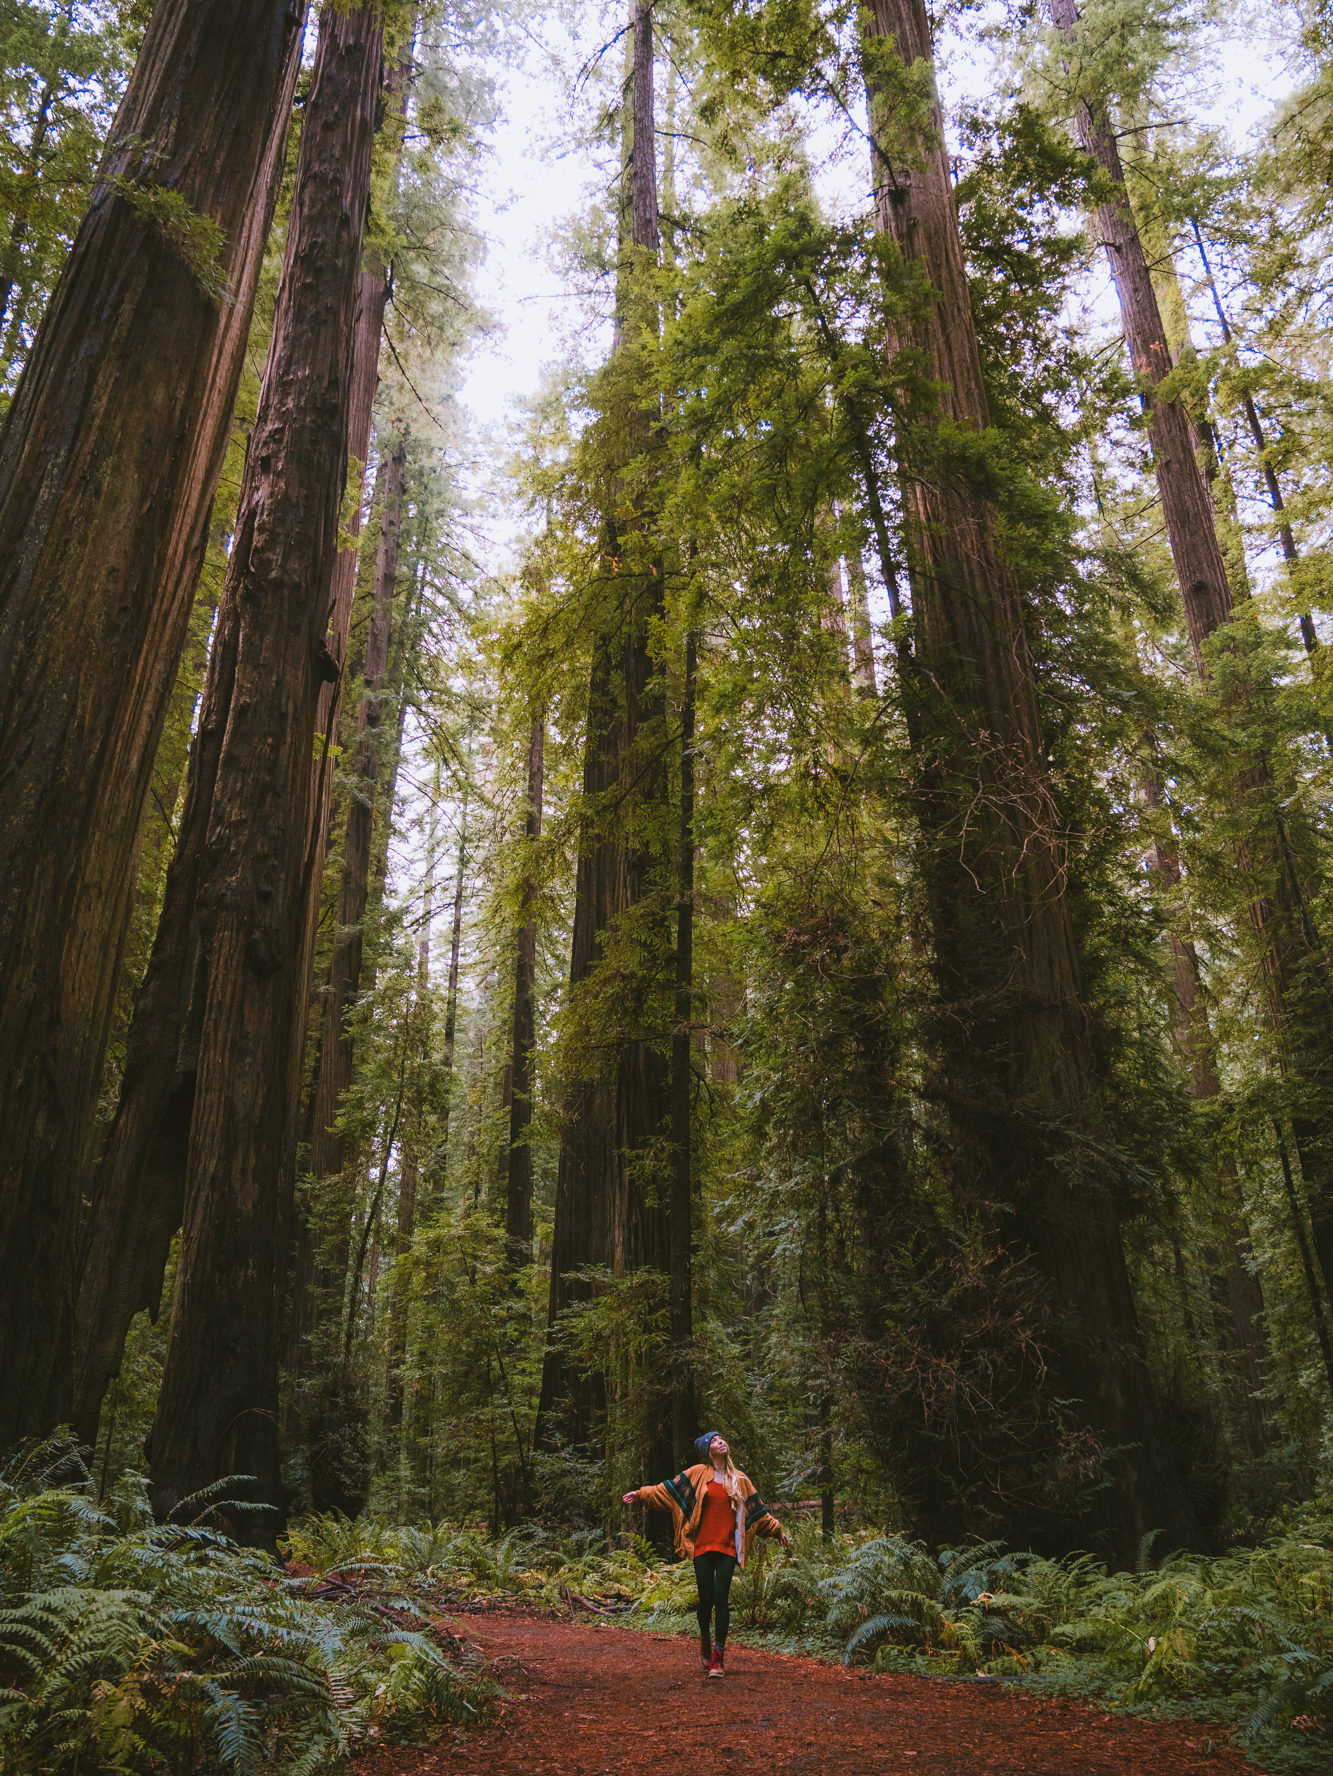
top-left (0, 1437), bottom-right (499, 1774)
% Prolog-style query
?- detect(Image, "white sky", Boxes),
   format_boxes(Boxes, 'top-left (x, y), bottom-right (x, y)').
top-left (401, 0), bottom-right (1301, 984)
top-left (455, 1), bottom-right (1294, 461)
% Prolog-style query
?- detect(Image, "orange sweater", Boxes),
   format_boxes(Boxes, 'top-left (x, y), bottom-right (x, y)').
top-left (632, 1462), bottom-right (782, 1567)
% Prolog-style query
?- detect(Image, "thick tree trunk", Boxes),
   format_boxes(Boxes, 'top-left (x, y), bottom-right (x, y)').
top-left (1047, 0), bottom-right (1333, 1313)
top-left (500, 718), bottom-right (545, 1264)
top-left (536, 0), bottom-right (673, 1484)
top-left (141, 0), bottom-right (384, 1531)
top-left (0, 0), bottom-right (305, 1452)
top-left (74, 271), bottom-right (394, 1447)
top-left (864, 0), bottom-right (1197, 1555)
top-left (284, 272), bottom-right (396, 1378)
top-left (304, 431), bottom-right (409, 1267)
top-left (670, 633), bottom-right (697, 1458)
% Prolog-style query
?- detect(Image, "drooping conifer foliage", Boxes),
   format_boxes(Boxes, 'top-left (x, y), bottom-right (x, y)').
top-left (2, 0), bottom-right (1333, 1752)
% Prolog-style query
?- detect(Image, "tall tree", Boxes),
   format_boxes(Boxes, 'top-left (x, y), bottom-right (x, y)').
top-left (1046, 0), bottom-right (1333, 1312)
top-left (0, 0), bottom-right (306, 1453)
top-left (535, 0), bottom-right (675, 1483)
top-left (300, 427), bottom-right (411, 1337)
top-left (72, 48), bottom-right (417, 1458)
top-left (278, 278), bottom-right (399, 1391)
top-left (669, 631), bottom-right (697, 1457)
top-left (93, 0), bottom-right (388, 1528)
top-left (862, 0), bottom-right (1198, 1552)
top-left (498, 713), bottom-right (545, 1265)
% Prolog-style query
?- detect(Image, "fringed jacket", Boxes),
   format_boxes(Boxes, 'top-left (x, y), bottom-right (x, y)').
top-left (631, 1463), bottom-right (782, 1567)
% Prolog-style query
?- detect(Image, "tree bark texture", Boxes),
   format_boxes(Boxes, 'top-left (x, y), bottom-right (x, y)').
top-left (301, 430), bottom-right (408, 1308)
top-left (1047, 0), bottom-right (1333, 1315)
top-left (282, 276), bottom-right (395, 1378)
top-left (0, 0), bottom-right (305, 1451)
top-left (865, 0), bottom-right (1198, 1555)
top-left (669, 632), bottom-right (697, 1458)
top-left (501, 717), bottom-right (545, 1264)
top-left (74, 268), bottom-right (395, 1449)
top-left (536, 0), bottom-right (674, 1482)
top-left (138, 0), bottom-right (384, 1530)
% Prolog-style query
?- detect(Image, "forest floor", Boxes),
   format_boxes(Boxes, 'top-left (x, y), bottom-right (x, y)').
top-left (350, 1611), bottom-right (1264, 1775)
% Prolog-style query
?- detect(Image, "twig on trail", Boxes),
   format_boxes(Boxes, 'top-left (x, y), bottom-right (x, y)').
top-left (559, 1583), bottom-right (637, 1619)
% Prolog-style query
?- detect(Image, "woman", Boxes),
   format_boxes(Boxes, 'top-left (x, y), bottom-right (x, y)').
top-left (624, 1431), bottom-right (788, 1678)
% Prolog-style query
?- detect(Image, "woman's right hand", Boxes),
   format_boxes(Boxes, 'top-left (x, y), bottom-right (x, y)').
top-left (622, 1490), bottom-right (638, 1505)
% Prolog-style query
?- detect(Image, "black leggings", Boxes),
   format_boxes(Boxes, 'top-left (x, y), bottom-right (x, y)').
top-left (693, 1551), bottom-right (736, 1647)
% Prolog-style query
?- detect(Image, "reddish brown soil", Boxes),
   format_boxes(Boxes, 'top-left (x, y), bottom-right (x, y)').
top-left (352, 1614), bottom-right (1263, 1775)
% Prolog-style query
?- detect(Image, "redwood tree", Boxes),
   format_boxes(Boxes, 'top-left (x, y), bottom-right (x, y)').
top-left (97, 0), bottom-right (388, 1528)
top-left (1046, 0), bottom-right (1333, 1311)
top-left (0, 0), bottom-right (305, 1453)
top-left (499, 714), bottom-right (545, 1266)
top-left (73, 55), bottom-right (404, 1458)
top-left (535, 0), bottom-right (675, 1482)
top-left (862, 0), bottom-right (1198, 1553)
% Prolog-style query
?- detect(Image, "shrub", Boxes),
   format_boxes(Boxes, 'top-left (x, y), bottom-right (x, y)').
top-left (0, 1440), bottom-right (497, 1775)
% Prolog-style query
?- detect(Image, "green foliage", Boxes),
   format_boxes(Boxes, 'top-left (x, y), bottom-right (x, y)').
top-left (281, 1507), bottom-right (1333, 1772)
top-left (0, 1441), bottom-right (498, 1775)
top-left (0, 0), bottom-right (148, 395)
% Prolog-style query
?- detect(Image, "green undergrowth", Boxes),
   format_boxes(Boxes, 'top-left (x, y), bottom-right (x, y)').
top-left (284, 1507), bottom-right (1333, 1775)
top-left (7, 1454), bottom-right (1330, 1774)
top-left (0, 1441), bottom-right (499, 1776)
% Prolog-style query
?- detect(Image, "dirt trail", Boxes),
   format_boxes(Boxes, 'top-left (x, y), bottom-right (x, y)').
top-left (352, 1613), bottom-right (1261, 1775)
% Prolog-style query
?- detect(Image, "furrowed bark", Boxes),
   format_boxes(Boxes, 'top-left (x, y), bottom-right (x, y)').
top-left (302, 429), bottom-right (409, 1318)
top-left (865, 0), bottom-right (1197, 1555)
top-left (76, 267), bottom-right (392, 1445)
top-left (294, 44), bottom-right (414, 1332)
top-left (669, 632), bottom-right (697, 1458)
top-left (500, 717), bottom-right (545, 1265)
top-left (0, 0), bottom-right (305, 1451)
top-left (144, 0), bottom-right (385, 1532)
top-left (284, 265), bottom-right (397, 1377)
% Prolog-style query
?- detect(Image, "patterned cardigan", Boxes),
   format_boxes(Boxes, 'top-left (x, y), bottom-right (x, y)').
top-left (632, 1462), bottom-right (782, 1567)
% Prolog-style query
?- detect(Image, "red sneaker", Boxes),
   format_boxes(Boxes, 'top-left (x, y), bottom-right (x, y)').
top-left (708, 1648), bottom-right (725, 1679)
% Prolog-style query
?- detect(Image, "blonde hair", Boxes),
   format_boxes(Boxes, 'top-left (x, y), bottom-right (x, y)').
top-left (706, 1444), bottom-right (743, 1502)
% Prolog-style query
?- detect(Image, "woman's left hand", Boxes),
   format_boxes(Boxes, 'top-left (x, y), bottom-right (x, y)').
top-left (778, 1530), bottom-right (791, 1548)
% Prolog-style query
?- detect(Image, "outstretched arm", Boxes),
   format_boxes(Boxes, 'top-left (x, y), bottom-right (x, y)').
top-left (623, 1483), bottom-right (674, 1510)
